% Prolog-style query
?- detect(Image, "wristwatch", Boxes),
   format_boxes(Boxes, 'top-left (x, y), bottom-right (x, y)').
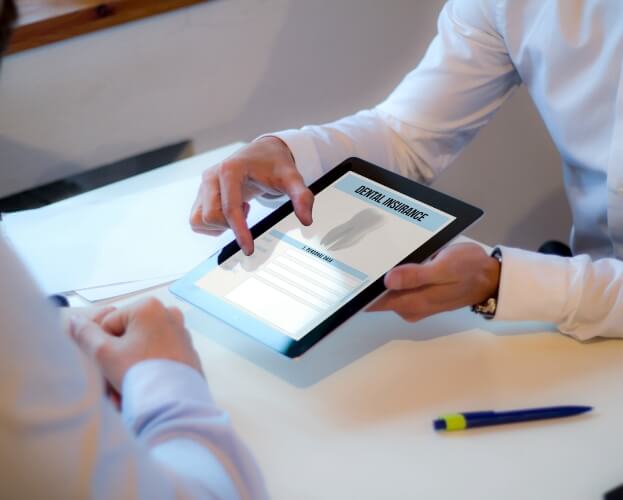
top-left (471, 247), bottom-right (503, 320)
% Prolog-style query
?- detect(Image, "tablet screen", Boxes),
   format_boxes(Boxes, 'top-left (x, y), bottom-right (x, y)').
top-left (193, 171), bottom-right (455, 341)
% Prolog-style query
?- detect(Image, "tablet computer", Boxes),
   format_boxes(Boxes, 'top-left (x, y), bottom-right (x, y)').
top-left (171, 157), bottom-right (483, 358)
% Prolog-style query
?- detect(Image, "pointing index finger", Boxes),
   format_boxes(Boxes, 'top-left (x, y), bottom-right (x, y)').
top-left (218, 163), bottom-right (254, 255)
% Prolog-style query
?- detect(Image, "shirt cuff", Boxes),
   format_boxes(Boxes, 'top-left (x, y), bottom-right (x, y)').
top-left (258, 130), bottom-right (324, 186)
top-left (495, 245), bottom-right (570, 325)
top-left (121, 359), bottom-right (215, 435)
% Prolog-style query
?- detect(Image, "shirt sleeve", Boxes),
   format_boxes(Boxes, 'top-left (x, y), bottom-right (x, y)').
top-left (495, 246), bottom-right (623, 341)
top-left (121, 360), bottom-right (267, 500)
top-left (0, 236), bottom-right (267, 500)
top-left (269, 0), bottom-right (520, 185)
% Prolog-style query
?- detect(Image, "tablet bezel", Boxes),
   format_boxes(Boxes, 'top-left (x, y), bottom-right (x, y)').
top-left (170, 157), bottom-right (483, 358)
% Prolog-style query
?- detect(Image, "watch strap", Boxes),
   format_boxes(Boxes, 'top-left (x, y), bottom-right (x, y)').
top-left (471, 247), bottom-right (502, 320)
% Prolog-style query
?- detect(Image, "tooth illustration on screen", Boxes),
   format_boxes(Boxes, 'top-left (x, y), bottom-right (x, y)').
top-left (320, 208), bottom-right (386, 251)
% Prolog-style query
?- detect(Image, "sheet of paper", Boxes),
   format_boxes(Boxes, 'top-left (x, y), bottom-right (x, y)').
top-left (75, 274), bottom-right (183, 302)
top-left (2, 176), bottom-right (274, 293)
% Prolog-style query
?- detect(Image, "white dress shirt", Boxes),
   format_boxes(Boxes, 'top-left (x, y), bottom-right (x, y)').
top-left (0, 236), bottom-right (267, 499)
top-left (270, 0), bottom-right (623, 341)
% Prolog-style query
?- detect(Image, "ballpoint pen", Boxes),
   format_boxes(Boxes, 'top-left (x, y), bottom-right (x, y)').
top-left (434, 405), bottom-right (592, 431)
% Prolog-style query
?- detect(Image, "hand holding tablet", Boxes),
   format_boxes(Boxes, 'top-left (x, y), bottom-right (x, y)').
top-left (174, 157), bottom-right (483, 357)
top-left (369, 242), bottom-right (501, 322)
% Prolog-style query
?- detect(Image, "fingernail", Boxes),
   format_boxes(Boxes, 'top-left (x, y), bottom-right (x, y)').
top-left (385, 272), bottom-right (399, 289)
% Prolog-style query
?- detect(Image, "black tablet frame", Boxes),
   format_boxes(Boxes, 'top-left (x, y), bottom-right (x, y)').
top-left (171, 157), bottom-right (483, 358)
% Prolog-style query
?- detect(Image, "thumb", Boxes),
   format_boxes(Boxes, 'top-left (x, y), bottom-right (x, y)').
top-left (70, 316), bottom-right (113, 359)
top-left (384, 263), bottom-right (438, 290)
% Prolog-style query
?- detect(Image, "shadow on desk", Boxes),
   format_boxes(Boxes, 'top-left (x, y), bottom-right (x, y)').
top-left (185, 305), bottom-right (557, 388)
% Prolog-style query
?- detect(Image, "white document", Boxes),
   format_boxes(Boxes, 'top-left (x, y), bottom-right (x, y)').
top-left (2, 176), bottom-right (274, 294)
top-left (75, 274), bottom-right (183, 302)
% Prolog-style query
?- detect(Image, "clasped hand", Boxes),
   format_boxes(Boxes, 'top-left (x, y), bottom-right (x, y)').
top-left (64, 298), bottom-right (203, 394)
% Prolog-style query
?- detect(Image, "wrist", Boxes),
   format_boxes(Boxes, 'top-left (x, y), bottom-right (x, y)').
top-left (255, 135), bottom-right (296, 165)
top-left (483, 251), bottom-right (501, 299)
top-left (472, 247), bottom-right (502, 319)
top-left (121, 359), bottom-right (214, 432)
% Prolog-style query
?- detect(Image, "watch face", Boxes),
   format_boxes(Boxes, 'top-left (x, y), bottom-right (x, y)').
top-left (471, 297), bottom-right (497, 319)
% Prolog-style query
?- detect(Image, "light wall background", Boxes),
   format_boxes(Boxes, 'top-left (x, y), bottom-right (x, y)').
top-left (0, 0), bottom-right (570, 249)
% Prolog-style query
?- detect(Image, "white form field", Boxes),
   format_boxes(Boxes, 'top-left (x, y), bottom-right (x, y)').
top-left (226, 248), bottom-right (364, 337)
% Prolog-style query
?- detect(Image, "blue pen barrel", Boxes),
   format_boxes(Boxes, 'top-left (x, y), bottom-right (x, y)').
top-left (464, 408), bottom-right (566, 428)
top-left (434, 406), bottom-right (592, 431)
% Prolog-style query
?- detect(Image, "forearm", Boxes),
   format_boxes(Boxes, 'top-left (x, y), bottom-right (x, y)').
top-left (269, 109), bottom-right (431, 185)
top-left (0, 238), bottom-right (265, 499)
top-left (1, 344), bottom-right (265, 500)
top-left (269, 0), bottom-right (519, 187)
top-left (122, 360), bottom-right (267, 500)
top-left (496, 246), bottom-right (623, 340)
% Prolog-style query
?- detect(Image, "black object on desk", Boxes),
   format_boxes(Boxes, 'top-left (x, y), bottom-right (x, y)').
top-left (48, 294), bottom-right (69, 307)
top-left (606, 484), bottom-right (623, 500)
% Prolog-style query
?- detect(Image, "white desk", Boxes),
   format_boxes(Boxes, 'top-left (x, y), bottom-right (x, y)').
top-left (68, 146), bottom-right (623, 500)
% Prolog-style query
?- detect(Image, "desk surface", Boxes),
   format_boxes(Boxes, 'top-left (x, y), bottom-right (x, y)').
top-left (75, 145), bottom-right (623, 500)
top-left (150, 288), bottom-right (623, 500)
